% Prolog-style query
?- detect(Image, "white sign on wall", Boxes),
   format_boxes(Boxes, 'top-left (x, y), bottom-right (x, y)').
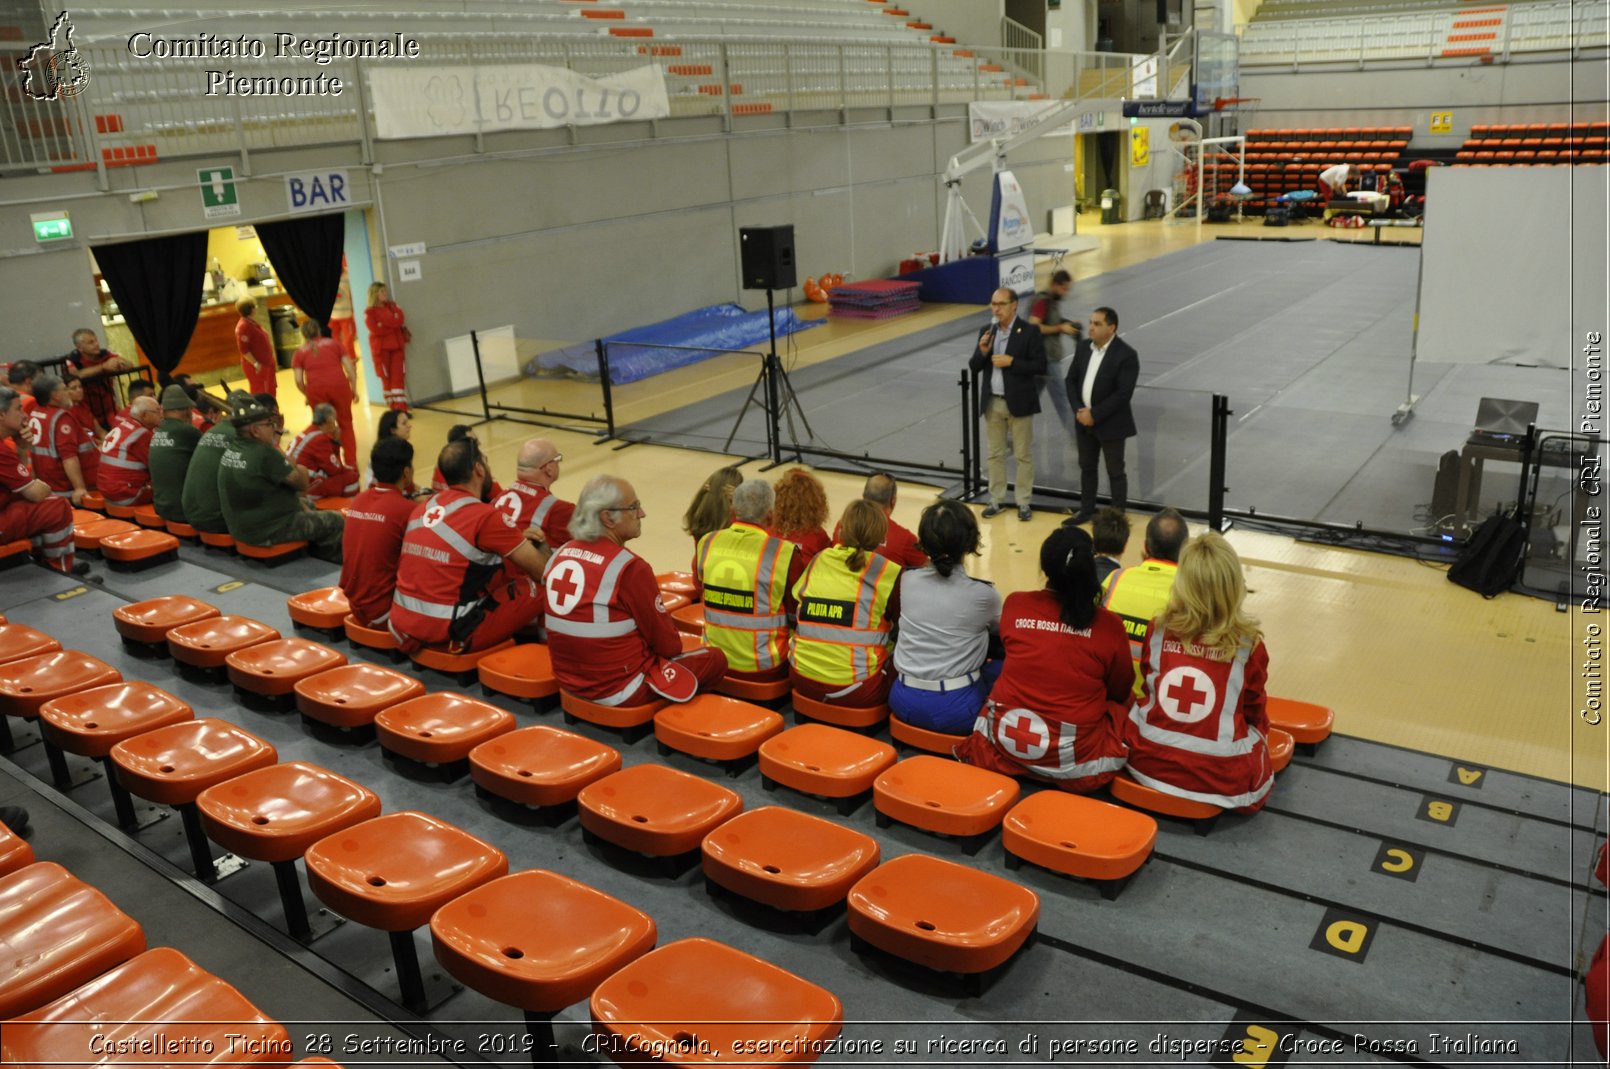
top-left (969, 101), bottom-right (1078, 143)
top-left (397, 259), bottom-right (423, 283)
top-left (369, 64), bottom-right (670, 140)
top-left (285, 170), bottom-right (351, 214)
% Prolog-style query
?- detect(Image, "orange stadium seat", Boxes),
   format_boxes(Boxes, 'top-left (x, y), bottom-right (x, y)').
top-left (470, 725), bottom-right (622, 817)
top-left (1109, 773), bottom-right (1223, 835)
top-left (294, 662), bottom-right (426, 731)
top-left (374, 692), bottom-right (518, 775)
top-left (758, 723), bottom-right (897, 814)
top-left (702, 805), bottom-right (880, 923)
top-left (38, 680), bottom-right (195, 829)
top-left (654, 694), bottom-right (784, 770)
top-left (286, 587), bottom-right (351, 633)
top-left (579, 763), bottom-right (743, 867)
top-left (0, 861), bottom-right (147, 1017)
top-left (873, 754), bottom-right (1020, 849)
top-left (112, 595), bottom-right (219, 651)
top-left (1001, 791), bottom-right (1157, 899)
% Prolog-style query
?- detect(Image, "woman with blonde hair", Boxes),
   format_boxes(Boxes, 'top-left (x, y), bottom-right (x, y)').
top-left (789, 498), bottom-right (902, 708)
top-left (773, 467), bottom-right (831, 563)
top-left (1122, 530), bottom-right (1273, 812)
top-left (364, 281), bottom-right (410, 411)
top-left (682, 464), bottom-right (744, 545)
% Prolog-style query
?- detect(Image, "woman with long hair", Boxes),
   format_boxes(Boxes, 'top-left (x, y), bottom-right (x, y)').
top-left (1122, 531), bottom-right (1273, 812)
top-left (683, 464), bottom-right (744, 545)
top-left (364, 281), bottom-right (410, 411)
top-left (790, 499), bottom-right (902, 708)
top-left (956, 525), bottom-right (1132, 792)
top-left (889, 499), bottom-right (1001, 734)
top-left (772, 467), bottom-right (831, 563)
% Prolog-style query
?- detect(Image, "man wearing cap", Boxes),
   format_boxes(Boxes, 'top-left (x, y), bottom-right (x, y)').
top-left (218, 396), bottom-right (345, 559)
top-left (148, 385), bottom-right (202, 524)
top-left (95, 395), bottom-right (162, 508)
top-left (181, 391), bottom-right (248, 535)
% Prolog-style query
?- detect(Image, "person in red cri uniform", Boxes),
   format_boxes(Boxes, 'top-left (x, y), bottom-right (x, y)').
top-left (364, 281), bottom-right (410, 411)
top-left (546, 475), bottom-right (728, 705)
top-left (0, 387), bottom-right (79, 575)
top-left (389, 438), bottom-right (551, 654)
top-left (65, 329), bottom-right (128, 433)
top-left (7, 363), bottom-right (39, 419)
top-left (957, 525), bottom-right (1132, 793)
top-left (831, 471), bottom-right (929, 570)
top-left (62, 378), bottom-right (103, 488)
top-left (113, 379), bottom-right (155, 425)
top-left (286, 403), bottom-right (360, 499)
top-left (339, 437), bottom-right (417, 628)
top-left (696, 479), bottom-right (804, 685)
top-left (328, 265), bottom-right (358, 366)
top-left (235, 298), bottom-right (277, 398)
top-left (493, 437), bottom-right (576, 552)
top-left (26, 374), bottom-right (91, 506)
top-left (96, 395), bottom-right (162, 507)
top-left (431, 426), bottom-right (503, 499)
top-left (292, 319), bottom-right (358, 468)
top-left (1122, 531), bottom-right (1274, 813)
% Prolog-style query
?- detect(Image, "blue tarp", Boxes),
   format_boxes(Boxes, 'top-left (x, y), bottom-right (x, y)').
top-left (526, 303), bottom-right (820, 386)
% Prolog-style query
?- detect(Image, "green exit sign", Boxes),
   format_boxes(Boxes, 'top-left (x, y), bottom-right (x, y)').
top-left (31, 212), bottom-right (72, 242)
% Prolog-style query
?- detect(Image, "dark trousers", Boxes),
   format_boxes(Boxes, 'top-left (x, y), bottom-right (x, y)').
top-left (1075, 422), bottom-right (1128, 512)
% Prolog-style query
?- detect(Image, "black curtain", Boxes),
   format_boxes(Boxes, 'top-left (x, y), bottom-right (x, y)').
top-left (255, 213), bottom-right (345, 333)
top-left (1098, 132), bottom-right (1120, 190)
top-left (91, 231), bottom-right (208, 384)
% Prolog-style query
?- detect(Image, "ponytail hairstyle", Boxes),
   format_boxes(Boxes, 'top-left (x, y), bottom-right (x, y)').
top-left (836, 499), bottom-right (888, 573)
top-left (917, 498), bottom-right (981, 578)
top-left (683, 464), bottom-right (744, 542)
top-left (1158, 531), bottom-right (1261, 660)
top-left (1039, 525), bottom-right (1099, 630)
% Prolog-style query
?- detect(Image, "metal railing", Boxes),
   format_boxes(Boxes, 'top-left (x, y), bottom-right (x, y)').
top-left (0, 34), bottom-right (1067, 173)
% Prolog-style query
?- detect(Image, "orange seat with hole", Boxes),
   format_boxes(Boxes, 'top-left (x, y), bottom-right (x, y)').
top-left (1001, 791), bottom-right (1156, 882)
top-left (0, 947), bottom-right (291, 1067)
top-left (671, 602), bottom-right (705, 636)
top-left (758, 723), bottom-right (897, 799)
top-left (374, 692), bottom-right (517, 765)
top-left (294, 662), bottom-right (426, 729)
top-left (477, 643), bottom-right (558, 700)
top-left (73, 518), bottom-right (137, 552)
top-left (112, 595), bottom-right (219, 645)
top-left (226, 638), bottom-right (347, 697)
top-left (873, 755), bottom-right (1019, 838)
top-left (304, 810), bottom-right (508, 933)
top-left (889, 716), bottom-right (969, 755)
top-left (132, 504), bottom-right (164, 528)
top-left (1267, 696), bottom-right (1334, 745)
top-left (590, 938), bottom-right (842, 1065)
top-left (237, 539), bottom-right (307, 561)
top-left (0, 624), bottom-right (61, 665)
top-left (654, 695), bottom-right (784, 762)
top-left (578, 763), bottom-right (743, 857)
top-left (0, 651), bottom-right (122, 720)
top-left (110, 717), bottom-right (278, 807)
top-left (431, 869), bottom-right (657, 1012)
top-left (1109, 772), bottom-right (1223, 820)
top-left (714, 673), bottom-right (791, 703)
top-left (791, 691), bottom-right (889, 730)
top-left (1268, 727), bottom-right (1294, 773)
top-left (287, 587), bottom-right (351, 631)
top-left (100, 528), bottom-right (180, 566)
top-left (167, 615), bottom-right (280, 669)
top-left (0, 861), bottom-right (148, 1018)
top-left (344, 613), bottom-right (399, 652)
top-left (199, 530), bottom-right (236, 550)
top-left (469, 725), bottom-right (622, 808)
top-left (701, 806), bottom-right (880, 914)
top-left (411, 638), bottom-right (514, 675)
top-left (847, 853), bottom-right (1039, 976)
top-left (197, 761), bottom-right (382, 864)
top-left (0, 824), bottom-right (34, 877)
top-left (39, 681), bottom-right (194, 758)
top-left (656, 571), bottom-right (698, 596)
top-left (560, 689), bottom-right (665, 731)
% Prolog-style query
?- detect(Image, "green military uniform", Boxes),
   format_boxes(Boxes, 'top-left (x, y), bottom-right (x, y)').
top-left (180, 420), bottom-right (236, 534)
top-left (218, 433), bottom-right (344, 559)
top-left (147, 418), bottom-right (201, 523)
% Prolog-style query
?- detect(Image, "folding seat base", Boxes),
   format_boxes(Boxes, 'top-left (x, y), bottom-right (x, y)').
top-left (106, 547), bottom-right (178, 572)
top-left (655, 739), bottom-right (758, 778)
top-left (760, 773), bottom-right (870, 816)
top-left (580, 826), bottom-right (700, 880)
top-left (234, 686), bottom-right (299, 714)
top-left (562, 710), bottom-right (653, 744)
top-left (703, 873), bottom-right (843, 936)
top-left (471, 783), bottom-right (577, 828)
top-left (1003, 848), bottom-right (1148, 901)
top-left (873, 809), bottom-right (996, 856)
top-left (849, 928), bottom-right (1037, 998)
top-left (40, 739), bottom-right (103, 792)
top-left (382, 749), bottom-right (471, 784)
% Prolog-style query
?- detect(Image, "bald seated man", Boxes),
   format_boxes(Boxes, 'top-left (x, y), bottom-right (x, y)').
top-left (95, 394), bottom-right (162, 507)
top-left (494, 437), bottom-right (576, 551)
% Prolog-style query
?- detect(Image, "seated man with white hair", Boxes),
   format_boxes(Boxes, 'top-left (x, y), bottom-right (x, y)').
top-left (95, 394), bottom-right (162, 507)
top-left (287, 402), bottom-right (360, 499)
top-left (695, 478), bottom-right (804, 684)
top-left (545, 474), bottom-right (727, 704)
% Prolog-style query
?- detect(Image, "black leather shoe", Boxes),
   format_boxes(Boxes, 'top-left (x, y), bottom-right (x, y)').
top-left (981, 504), bottom-right (1006, 518)
top-left (1066, 509), bottom-right (1096, 525)
top-left (1017, 505), bottom-right (1034, 521)
top-left (71, 560), bottom-right (91, 576)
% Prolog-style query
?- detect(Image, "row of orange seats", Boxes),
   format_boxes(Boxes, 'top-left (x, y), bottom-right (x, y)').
top-left (1248, 126), bottom-right (1413, 141)
top-left (1469, 121), bottom-right (1607, 139)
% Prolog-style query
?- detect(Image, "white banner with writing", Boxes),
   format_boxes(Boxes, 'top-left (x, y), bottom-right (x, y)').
top-left (968, 100), bottom-right (1077, 143)
top-left (369, 63), bottom-right (670, 140)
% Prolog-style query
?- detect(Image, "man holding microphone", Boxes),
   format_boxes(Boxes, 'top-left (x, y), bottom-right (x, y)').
top-left (968, 288), bottom-right (1046, 522)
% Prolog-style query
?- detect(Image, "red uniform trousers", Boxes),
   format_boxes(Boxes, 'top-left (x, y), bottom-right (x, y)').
top-left (329, 318), bottom-right (358, 362)
top-left (0, 497), bottom-right (76, 574)
top-left (615, 647), bottom-right (729, 706)
top-left (790, 665), bottom-right (893, 708)
top-left (305, 387), bottom-right (357, 468)
top-left (243, 361), bottom-right (277, 397)
top-left (375, 347), bottom-right (408, 410)
top-left (451, 576), bottom-right (547, 653)
top-left (306, 469), bottom-right (360, 499)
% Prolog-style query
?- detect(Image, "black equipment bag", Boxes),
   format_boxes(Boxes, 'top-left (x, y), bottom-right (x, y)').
top-left (1447, 509), bottom-right (1527, 598)
top-left (1264, 203), bottom-right (1290, 227)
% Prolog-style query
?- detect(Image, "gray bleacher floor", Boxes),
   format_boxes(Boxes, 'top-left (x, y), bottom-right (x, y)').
top-left (2, 549), bottom-right (1604, 1066)
top-left (618, 241), bottom-right (1568, 538)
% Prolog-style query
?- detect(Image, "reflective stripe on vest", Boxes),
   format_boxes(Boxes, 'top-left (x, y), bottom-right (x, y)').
top-left (978, 700), bottom-right (1127, 782)
top-left (1102, 559), bottom-right (1178, 659)
top-left (286, 430), bottom-right (324, 467)
top-left (543, 547), bottom-right (639, 639)
top-left (589, 671), bottom-right (648, 708)
top-left (99, 424), bottom-right (150, 472)
top-left (696, 523), bottom-right (795, 673)
top-left (1129, 631), bottom-right (1258, 758)
top-left (407, 493), bottom-right (504, 567)
top-left (791, 547), bottom-right (898, 685)
top-left (1126, 762), bottom-right (1273, 809)
top-left (532, 494), bottom-right (559, 525)
top-left (33, 409), bottom-right (66, 460)
top-left (392, 591), bottom-right (457, 620)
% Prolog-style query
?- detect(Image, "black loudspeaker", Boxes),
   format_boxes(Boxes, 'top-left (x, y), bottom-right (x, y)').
top-left (740, 225), bottom-right (796, 291)
top-left (1430, 449), bottom-right (1461, 525)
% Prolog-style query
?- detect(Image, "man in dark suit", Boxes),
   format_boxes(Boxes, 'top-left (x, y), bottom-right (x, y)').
top-left (1065, 306), bottom-right (1138, 523)
top-left (968, 288), bottom-right (1046, 521)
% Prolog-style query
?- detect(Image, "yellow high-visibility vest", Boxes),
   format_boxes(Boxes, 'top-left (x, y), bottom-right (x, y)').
top-left (790, 545), bottom-right (900, 685)
top-left (1102, 558), bottom-right (1179, 695)
top-left (696, 522), bottom-right (796, 674)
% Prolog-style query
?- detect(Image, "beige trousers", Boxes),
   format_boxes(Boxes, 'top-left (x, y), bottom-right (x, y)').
top-left (984, 396), bottom-right (1034, 507)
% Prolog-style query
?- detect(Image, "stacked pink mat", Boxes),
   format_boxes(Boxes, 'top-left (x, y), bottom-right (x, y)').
top-left (828, 278), bottom-right (922, 320)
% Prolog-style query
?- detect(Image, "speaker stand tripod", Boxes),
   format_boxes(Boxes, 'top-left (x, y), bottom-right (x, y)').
top-left (723, 287), bottom-right (815, 468)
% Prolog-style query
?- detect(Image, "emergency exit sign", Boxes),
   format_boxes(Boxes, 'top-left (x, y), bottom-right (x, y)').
top-left (30, 211), bottom-right (71, 242)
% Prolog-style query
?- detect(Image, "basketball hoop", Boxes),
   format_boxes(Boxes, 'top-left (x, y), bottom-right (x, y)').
top-left (1213, 96), bottom-right (1260, 111)
top-left (1167, 122), bottom-right (1198, 143)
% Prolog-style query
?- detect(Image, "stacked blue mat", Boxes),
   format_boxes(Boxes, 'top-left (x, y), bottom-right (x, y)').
top-left (526, 303), bottom-right (820, 386)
